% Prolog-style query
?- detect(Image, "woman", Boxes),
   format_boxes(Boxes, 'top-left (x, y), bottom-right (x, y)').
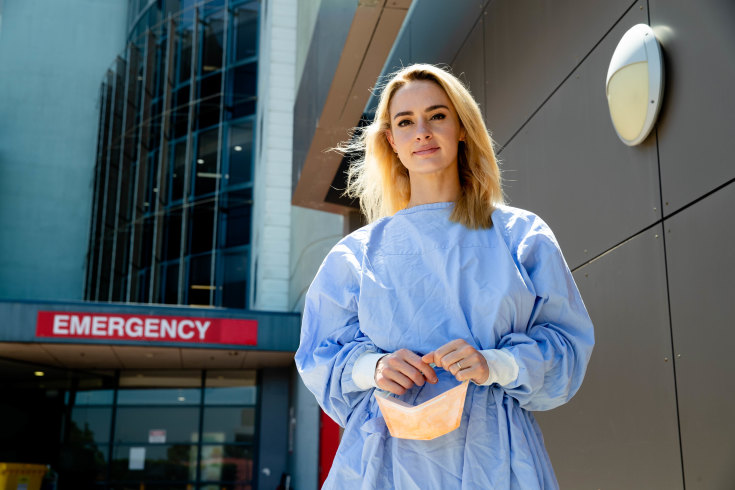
top-left (295, 64), bottom-right (594, 489)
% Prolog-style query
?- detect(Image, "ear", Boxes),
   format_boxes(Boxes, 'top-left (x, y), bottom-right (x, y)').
top-left (459, 126), bottom-right (467, 142)
top-left (385, 129), bottom-right (397, 153)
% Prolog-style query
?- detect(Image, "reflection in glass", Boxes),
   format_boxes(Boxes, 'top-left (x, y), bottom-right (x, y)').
top-left (227, 122), bottom-right (253, 186)
top-left (220, 249), bottom-right (248, 309)
top-left (233, 3), bottom-right (259, 61)
top-left (227, 63), bottom-right (256, 119)
top-left (202, 13), bottom-right (224, 73)
top-left (194, 129), bottom-right (220, 196)
top-left (71, 406), bottom-right (112, 443)
top-left (198, 74), bottom-right (222, 130)
top-left (199, 444), bottom-right (254, 485)
top-left (173, 84), bottom-right (191, 139)
top-left (205, 370), bottom-right (256, 405)
top-left (188, 253), bottom-right (213, 306)
top-left (115, 407), bottom-right (200, 443)
top-left (202, 407), bottom-right (255, 444)
top-left (110, 444), bottom-right (195, 482)
top-left (75, 389), bottom-right (115, 405)
top-left (171, 140), bottom-right (187, 202)
top-left (219, 189), bottom-right (251, 248)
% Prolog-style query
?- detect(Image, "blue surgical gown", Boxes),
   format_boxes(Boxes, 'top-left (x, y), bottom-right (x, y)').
top-left (295, 203), bottom-right (594, 489)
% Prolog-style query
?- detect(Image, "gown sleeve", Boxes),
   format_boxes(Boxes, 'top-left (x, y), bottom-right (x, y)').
top-left (495, 213), bottom-right (595, 411)
top-left (294, 238), bottom-right (380, 427)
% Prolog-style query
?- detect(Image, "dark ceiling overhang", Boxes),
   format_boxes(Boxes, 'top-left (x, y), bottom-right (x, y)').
top-left (291, 0), bottom-right (413, 214)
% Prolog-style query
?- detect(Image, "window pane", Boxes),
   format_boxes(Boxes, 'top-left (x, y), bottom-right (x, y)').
top-left (194, 129), bottom-right (220, 196)
top-left (163, 208), bottom-right (182, 260)
top-left (71, 407), bottom-right (112, 443)
top-left (75, 389), bottom-right (115, 405)
top-left (204, 371), bottom-right (256, 405)
top-left (188, 253), bottom-right (213, 306)
top-left (163, 262), bottom-right (179, 304)
top-left (171, 140), bottom-right (187, 202)
top-left (226, 122), bottom-right (252, 186)
top-left (233, 4), bottom-right (259, 61)
top-left (173, 84), bottom-right (191, 139)
top-left (201, 407), bottom-right (255, 444)
top-left (188, 202), bottom-right (215, 254)
top-left (110, 444), bottom-right (196, 482)
top-left (220, 189), bottom-right (252, 249)
top-left (219, 249), bottom-right (248, 309)
top-left (198, 74), bottom-right (222, 130)
top-left (115, 407), bottom-right (200, 443)
top-left (178, 26), bottom-right (193, 84)
top-left (200, 444), bottom-right (254, 485)
top-left (201, 13), bottom-right (224, 73)
top-left (226, 63), bottom-right (256, 119)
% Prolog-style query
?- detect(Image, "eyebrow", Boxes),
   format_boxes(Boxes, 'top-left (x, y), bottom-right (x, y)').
top-left (393, 104), bottom-right (449, 120)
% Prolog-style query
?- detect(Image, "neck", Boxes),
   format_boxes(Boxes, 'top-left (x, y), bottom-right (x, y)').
top-left (406, 167), bottom-right (461, 208)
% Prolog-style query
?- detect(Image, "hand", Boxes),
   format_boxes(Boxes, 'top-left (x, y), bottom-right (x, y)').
top-left (422, 339), bottom-right (489, 384)
top-left (375, 348), bottom-right (438, 395)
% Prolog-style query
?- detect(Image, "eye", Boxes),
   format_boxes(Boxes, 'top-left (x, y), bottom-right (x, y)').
top-left (430, 113), bottom-right (446, 120)
top-left (397, 119), bottom-right (412, 127)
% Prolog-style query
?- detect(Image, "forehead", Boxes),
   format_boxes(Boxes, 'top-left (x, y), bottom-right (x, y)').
top-left (388, 80), bottom-right (454, 115)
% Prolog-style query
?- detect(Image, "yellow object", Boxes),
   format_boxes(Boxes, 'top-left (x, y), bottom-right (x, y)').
top-left (0, 463), bottom-right (46, 490)
top-left (375, 381), bottom-right (469, 440)
top-left (607, 61), bottom-right (649, 142)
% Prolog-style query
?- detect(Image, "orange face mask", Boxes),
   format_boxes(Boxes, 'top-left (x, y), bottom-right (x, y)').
top-left (375, 381), bottom-right (469, 440)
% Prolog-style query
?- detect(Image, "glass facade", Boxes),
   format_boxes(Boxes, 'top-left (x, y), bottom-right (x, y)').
top-left (0, 357), bottom-right (258, 490)
top-left (86, 0), bottom-right (259, 309)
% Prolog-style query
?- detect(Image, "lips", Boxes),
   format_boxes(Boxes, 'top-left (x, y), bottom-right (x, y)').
top-left (413, 146), bottom-right (439, 156)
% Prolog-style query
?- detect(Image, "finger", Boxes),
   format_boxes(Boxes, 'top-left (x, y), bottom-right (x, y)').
top-left (378, 378), bottom-right (408, 395)
top-left (405, 356), bottom-right (437, 383)
top-left (421, 351), bottom-right (435, 365)
top-left (432, 339), bottom-right (468, 369)
top-left (385, 369), bottom-right (417, 390)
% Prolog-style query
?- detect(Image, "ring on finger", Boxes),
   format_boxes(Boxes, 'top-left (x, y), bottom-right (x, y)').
top-left (455, 361), bottom-right (462, 370)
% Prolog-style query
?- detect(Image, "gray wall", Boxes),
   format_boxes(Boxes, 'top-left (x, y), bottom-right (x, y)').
top-left (0, 0), bottom-right (127, 301)
top-left (445, 0), bottom-right (734, 487)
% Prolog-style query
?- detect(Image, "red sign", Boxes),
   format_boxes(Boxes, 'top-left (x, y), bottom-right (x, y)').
top-left (36, 311), bottom-right (258, 346)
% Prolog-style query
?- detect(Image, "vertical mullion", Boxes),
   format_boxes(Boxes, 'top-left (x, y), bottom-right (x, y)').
top-left (108, 50), bottom-right (133, 302)
top-left (86, 81), bottom-right (110, 299)
top-left (149, 17), bottom-right (177, 303)
top-left (127, 30), bottom-right (157, 302)
top-left (178, 7), bottom-right (201, 305)
top-left (95, 69), bottom-right (118, 301)
top-left (210, 0), bottom-right (230, 306)
top-left (195, 370), bottom-right (206, 487)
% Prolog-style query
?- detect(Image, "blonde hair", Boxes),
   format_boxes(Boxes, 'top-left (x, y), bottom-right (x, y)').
top-left (342, 64), bottom-right (504, 229)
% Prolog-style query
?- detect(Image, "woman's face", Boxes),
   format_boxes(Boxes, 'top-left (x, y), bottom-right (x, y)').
top-left (385, 80), bottom-right (465, 178)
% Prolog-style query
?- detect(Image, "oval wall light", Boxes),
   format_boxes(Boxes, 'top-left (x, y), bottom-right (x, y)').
top-left (605, 24), bottom-right (664, 146)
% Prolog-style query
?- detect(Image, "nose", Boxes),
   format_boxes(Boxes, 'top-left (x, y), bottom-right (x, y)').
top-left (415, 119), bottom-right (431, 140)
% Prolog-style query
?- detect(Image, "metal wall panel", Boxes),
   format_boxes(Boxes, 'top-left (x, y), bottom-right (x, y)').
top-left (451, 14), bottom-right (485, 112)
top-left (483, 0), bottom-right (636, 147)
top-left (292, 0), bottom-right (357, 190)
top-left (498, 3), bottom-right (659, 269)
top-left (665, 182), bottom-right (735, 489)
top-left (535, 226), bottom-right (682, 489)
top-left (649, 0), bottom-right (735, 215)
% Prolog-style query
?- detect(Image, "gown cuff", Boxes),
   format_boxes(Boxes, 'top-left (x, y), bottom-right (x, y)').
top-left (351, 351), bottom-right (387, 390)
top-left (478, 349), bottom-right (519, 386)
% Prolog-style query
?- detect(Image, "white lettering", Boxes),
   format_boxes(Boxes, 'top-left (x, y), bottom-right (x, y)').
top-left (53, 315), bottom-right (70, 335)
top-left (91, 316), bottom-right (107, 336)
top-left (194, 320), bottom-right (211, 340)
top-left (144, 318), bottom-right (160, 338)
top-left (160, 319), bottom-right (176, 339)
top-left (70, 315), bottom-right (91, 336)
top-left (125, 317), bottom-right (143, 337)
top-left (108, 317), bottom-right (124, 337)
top-left (178, 319), bottom-right (195, 339)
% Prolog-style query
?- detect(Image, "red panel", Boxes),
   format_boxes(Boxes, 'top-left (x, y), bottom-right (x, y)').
top-left (35, 311), bottom-right (257, 346)
top-left (318, 409), bottom-right (341, 487)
